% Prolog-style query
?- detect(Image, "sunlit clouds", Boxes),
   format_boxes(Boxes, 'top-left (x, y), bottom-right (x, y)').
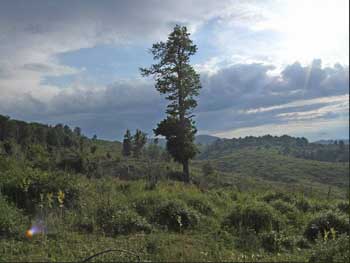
top-left (0, 0), bottom-right (348, 140)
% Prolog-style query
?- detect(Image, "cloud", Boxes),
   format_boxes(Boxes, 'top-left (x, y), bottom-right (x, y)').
top-left (1, 58), bottom-right (348, 140)
top-left (0, 1), bottom-right (348, 140)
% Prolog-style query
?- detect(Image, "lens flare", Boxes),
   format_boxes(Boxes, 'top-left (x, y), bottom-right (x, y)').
top-left (25, 222), bottom-right (45, 239)
top-left (25, 229), bottom-right (34, 238)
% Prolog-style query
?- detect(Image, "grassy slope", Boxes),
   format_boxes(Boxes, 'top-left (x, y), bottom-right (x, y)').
top-left (1, 132), bottom-right (349, 261)
top-left (1, 176), bottom-right (345, 262)
top-left (193, 147), bottom-right (349, 198)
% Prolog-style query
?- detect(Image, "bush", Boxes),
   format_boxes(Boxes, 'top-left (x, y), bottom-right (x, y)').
top-left (260, 231), bottom-right (295, 252)
top-left (295, 236), bottom-right (311, 249)
top-left (186, 198), bottom-right (214, 216)
top-left (295, 198), bottom-right (311, 212)
top-left (223, 201), bottom-right (283, 233)
top-left (270, 200), bottom-right (299, 224)
top-left (304, 211), bottom-right (350, 241)
top-left (135, 195), bottom-right (162, 219)
top-left (337, 201), bottom-right (350, 214)
top-left (262, 192), bottom-right (294, 203)
top-left (233, 228), bottom-right (260, 251)
top-left (0, 195), bottom-right (26, 237)
top-left (97, 205), bottom-right (151, 235)
top-left (1, 162), bottom-right (79, 211)
top-left (308, 234), bottom-right (349, 263)
top-left (152, 200), bottom-right (199, 232)
top-left (270, 200), bottom-right (297, 214)
top-left (260, 231), bottom-right (282, 252)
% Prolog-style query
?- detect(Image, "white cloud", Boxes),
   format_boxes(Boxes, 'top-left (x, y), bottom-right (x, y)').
top-left (213, 118), bottom-right (349, 141)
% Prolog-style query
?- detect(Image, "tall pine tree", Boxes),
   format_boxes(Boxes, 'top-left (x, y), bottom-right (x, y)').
top-left (140, 25), bottom-right (201, 182)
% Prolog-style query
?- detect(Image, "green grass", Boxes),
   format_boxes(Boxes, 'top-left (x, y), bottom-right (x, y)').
top-left (1, 171), bottom-right (349, 262)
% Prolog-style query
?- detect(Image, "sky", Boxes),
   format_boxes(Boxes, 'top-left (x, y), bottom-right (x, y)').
top-left (0, 0), bottom-right (349, 141)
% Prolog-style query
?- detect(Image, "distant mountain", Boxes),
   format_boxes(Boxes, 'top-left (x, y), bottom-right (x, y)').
top-left (195, 135), bottom-right (220, 145)
top-left (313, 139), bottom-right (349, 145)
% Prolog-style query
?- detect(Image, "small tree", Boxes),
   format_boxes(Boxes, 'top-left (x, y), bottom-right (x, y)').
top-left (140, 25), bottom-right (201, 182)
top-left (133, 129), bottom-right (147, 158)
top-left (122, 129), bottom-right (132, 157)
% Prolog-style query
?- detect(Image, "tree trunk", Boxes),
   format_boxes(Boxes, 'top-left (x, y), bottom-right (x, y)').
top-left (182, 159), bottom-right (190, 183)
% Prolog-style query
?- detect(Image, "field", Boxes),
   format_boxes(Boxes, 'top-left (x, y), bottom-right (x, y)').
top-left (0, 115), bottom-right (349, 262)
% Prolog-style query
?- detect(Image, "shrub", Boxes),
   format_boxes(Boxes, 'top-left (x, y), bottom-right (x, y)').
top-left (260, 231), bottom-right (295, 252)
top-left (97, 205), bottom-right (151, 235)
top-left (152, 200), bottom-right (199, 232)
top-left (1, 164), bottom-right (79, 211)
top-left (223, 202), bottom-right (283, 233)
top-left (187, 198), bottom-right (214, 216)
top-left (308, 234), bottom-right (349, 263)
top-left (270, 200), bottom-right (299, 224)
top-left (260, 231), bottom-right (281, 252)
top-left (304, 211), bottom-right (350, 241)
top-left (295, 236), bottom-right (311, 249)
top-left (0, 195), bottom-right (26, 237)
top-left (337, 201), bottom-right (350, 214)
top-left (270, 200), bottom-right (297, 214)
top-left (234, 228), bottom-right (260, 251)
top-left (295, 198), bottom-right (311, 212)
top-left (135, 195), bottom-right (162, 219)
top-left (262, 192), bottom-right (294, 203)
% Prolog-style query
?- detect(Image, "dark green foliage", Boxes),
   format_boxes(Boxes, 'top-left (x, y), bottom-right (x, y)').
top-left (133, 129), bottom-right (147, 158)
top-left (269, 200), bottom-right (300, 225)
top-left (135, 196), bottom-right (161, 219)
top-left (295, 198), bottom-right (311, 212)
top-left (187, 197), bottom-right (214, 216)
top-left (295, 236), bottom-right (311, 249)
top-left (152, 200), bottom-right (199, 232)
top-left (270, 200), bottom-right (297, 214)
top-left (337, 201), bottom-right (350, 214)
top-left (223, 202), bottom-right (282, 233)
top-left (26, 144), bottom-right (50, 169)
top-left (262, 191), bottom-right (294, 203)
top-left (0, 157), bottom-right (79, 211)
top-left (122, 129), bottom-right (132, 157)
top-left (90, 145), bottom-right (97, 154)
top-left (141, 25), bottom-right (201, 182)
top-left (308, 234), bottom-right (350, 263)
top-left (233, 228), bottom-right (261, 251)
top-left (260, 231), bottom-right (295, 252)
top-left (304, 211), bottom-right (350, 241)
top-left (0, 195), bottom-right (26, 237)
top-left (96, 205), bottom-right (151, 236)
top-left (3, 140), bottom-right (14, 155)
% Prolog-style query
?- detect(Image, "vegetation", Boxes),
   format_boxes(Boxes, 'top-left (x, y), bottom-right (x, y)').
top-left (140, 25), bottom-right (201, 182)
top-left (0, 114), bottom-right (349, 261)
top-left (199, 135), bottom-right (349, 162)
top-left (0, 25), bottom-right (348, 261)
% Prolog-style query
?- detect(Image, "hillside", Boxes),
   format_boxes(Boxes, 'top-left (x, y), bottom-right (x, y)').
top-left (198, 135), bottom-right (349, 162)
top-left (0, 114), bottom-right (349, 262)
top-left (314, 139), bottom-right (350, 145)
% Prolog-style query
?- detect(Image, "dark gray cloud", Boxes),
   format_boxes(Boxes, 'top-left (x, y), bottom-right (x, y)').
top-left (0, 1), bottom-right (348, 140)
top-left (1, 59), bottom-right (348, 139)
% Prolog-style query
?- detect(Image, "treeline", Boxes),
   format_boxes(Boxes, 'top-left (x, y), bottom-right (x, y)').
top-left (200, 135), bottom-right (349, 162)
top-left (0, 114), bottom-right (86, 151)
top-left (0, 114), bottom-right (170, 178)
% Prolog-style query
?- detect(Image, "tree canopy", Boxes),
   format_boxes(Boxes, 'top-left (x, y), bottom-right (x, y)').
top-left (140, 25), bottom-right (201, 182)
